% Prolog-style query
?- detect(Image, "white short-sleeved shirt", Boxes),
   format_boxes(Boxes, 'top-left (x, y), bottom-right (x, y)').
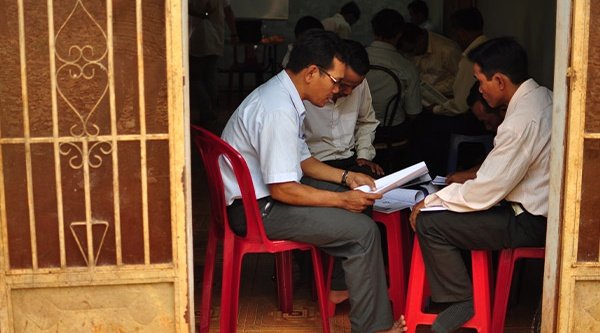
top-left (366, 41), bottom-right (422, 126)
top-left (189, 0), bottom-right (228, 57)
top-left (321, 13), bottom-right (351, 39)
top-left (221, 71), bottom-right (312, 205)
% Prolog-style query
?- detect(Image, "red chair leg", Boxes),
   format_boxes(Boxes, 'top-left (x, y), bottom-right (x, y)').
top-left (275, 251), bottom-right (294, 313)
top-left (220, 243), bottom-right (244, 333)
top-left (310, 249), bottom-right (331, 333)
top-left (491, 248), bottom-right (544, 333)
top-left (199, 224), bottom-right (219, 333)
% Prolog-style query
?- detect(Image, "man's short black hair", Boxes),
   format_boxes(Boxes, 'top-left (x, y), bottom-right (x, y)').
top-left (341, 1), bottom-right (361, 22)
top-left (371, 9), bottom-right (405, 40)
top-left (294, 16), bottom-right (324, 38)
top-left (408, 0), bottom-right (429, 19)
top-left (343, 39), bottom-right (369, 77)
top-left (287, 29), bottom-right (345, 73)
top-left (451, 7), bottom-right (484, 32)
top-left (468, 37), bottom-right (528, 84)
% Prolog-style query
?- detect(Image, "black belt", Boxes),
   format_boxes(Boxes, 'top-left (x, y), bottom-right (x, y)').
top-left (229, 196), bottom-right (273, 218)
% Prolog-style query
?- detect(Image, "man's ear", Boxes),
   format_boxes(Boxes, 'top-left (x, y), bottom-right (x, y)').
top-left (304, 65), bottom-right (319, 84)
top-left (494, 73), bottom-right (507, 91)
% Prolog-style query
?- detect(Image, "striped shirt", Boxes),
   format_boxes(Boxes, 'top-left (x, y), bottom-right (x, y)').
top-left (425, 79), bottom-right (553, 217)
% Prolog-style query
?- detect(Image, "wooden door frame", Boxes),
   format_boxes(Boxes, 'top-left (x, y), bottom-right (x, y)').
top-left (542, 0), bottom-right (572, 331)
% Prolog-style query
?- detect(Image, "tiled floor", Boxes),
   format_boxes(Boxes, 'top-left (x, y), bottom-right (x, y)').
top-left (192, 91), bottom-right (543, 332)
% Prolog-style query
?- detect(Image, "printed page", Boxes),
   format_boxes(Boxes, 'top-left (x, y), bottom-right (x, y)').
top-left (355, 161), bottom-right (429, 194)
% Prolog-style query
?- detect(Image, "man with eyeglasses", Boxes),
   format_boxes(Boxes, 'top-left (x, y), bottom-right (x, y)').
top-left (304, 39), bottom-right (384, 178)
top-left (221, 29), bottom-right (406, 332)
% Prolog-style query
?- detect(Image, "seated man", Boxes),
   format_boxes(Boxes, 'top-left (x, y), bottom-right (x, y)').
top-left (321, 1), bottom-right (361, 38)
top-left (221, 29), bottom-right (405, 333)
top-left (398, 23), bottom-right (462, 97)
top-left (304, 39), bottom-right (384, 178)
top-left (410, 37), bottom-right (552, 333)
top-left (431, 7), bottom-right (488, 116)
top-left (408, 0), bottom-right (434, 31)
top-left (281, 15), bottom-right (324, 68)
top-left (366, 9), bottom-right (422, 143)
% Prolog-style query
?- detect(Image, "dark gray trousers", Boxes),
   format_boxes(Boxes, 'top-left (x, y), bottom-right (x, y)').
top-left (228, 177), bottom-right (393, 332)
top-left (415, 204), bottom-right (546, 303)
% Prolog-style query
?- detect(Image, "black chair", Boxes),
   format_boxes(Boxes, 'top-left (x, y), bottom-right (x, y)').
top-left (446, 133), bottom-right (494, 174)
top-left (367, 64), bottom-right (408, 172)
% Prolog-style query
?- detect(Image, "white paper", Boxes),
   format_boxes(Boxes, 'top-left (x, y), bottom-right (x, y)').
top-left (431, 176), bottom-right (447, 186)
top-left (401, 174), bottom-right (432, 188)
top-left (419, 205), bottom-right (448, 212)
top-left (374, 188), bottom-right (425, 213)
top-left (355, 161), bottom-right (429, 194)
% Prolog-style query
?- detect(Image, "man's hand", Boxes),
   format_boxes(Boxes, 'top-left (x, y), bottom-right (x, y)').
top-left (356, 158), bottom-right (385, 176)
top-left (339, 190), bottom-right (382, 213)
top-left (345, 171), bottom-right (376, 190)
top-left (409, 199), bottom-right (426, 232)
top-left (446, 166), bottom-right (479, 184)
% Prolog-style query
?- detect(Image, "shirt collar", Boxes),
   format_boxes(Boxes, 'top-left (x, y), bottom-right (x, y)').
top-left (463, 35), bottom-right (488, 56)
top-left (277, 70), bottom-right (306, 119)
top-left (506, 78), bottom-right (538, 117)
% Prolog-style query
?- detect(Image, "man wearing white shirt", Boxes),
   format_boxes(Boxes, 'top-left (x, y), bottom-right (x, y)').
top-left (221, 30), bottom-right (405, 333)
top-left (304, 39), bottom-right (384, 177)
top-left (189, 0), bottom-right (237, 123)
top-left (432, 7), bottom-right (487, 117)
top-left (321, 1), bottom-right (361, 39)
top-left (409, 38), bottom-right (551, 333)
top-left (366, 9), bottom-right (422, 144)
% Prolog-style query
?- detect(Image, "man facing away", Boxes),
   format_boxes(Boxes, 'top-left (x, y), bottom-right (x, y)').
top-left (321, 1), bottom-right (361, 39)
top-left (409, 37), bottom-right (552, 333)
top-left (366, 9), bottom-right (422, 144)
top-left (304, 39), bottom-right (384, 178)
top-left (221, 29), bottom-right (406, 332)
top-left (431, 7), bottom-right (488, 116)
top-left (398, 23), bottom-right (462, 98)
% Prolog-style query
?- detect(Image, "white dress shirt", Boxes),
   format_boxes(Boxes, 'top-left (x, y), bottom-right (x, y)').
top-left (433, 35), bottom-right (488, 116)
top-left (425, 79), bottom-right (553, 217)
top-left (411, 31), bottom-right (462, 97)
top-left (221, 71), bottom-right (311, 205)
top-left (189, 0), bottom-right (228, 57)
top-left (303, 80), bottom-right (379, 162)
top-left (321, 13), bottom-right (351, 38)
top-left (366, 41), bottom-right (422, 126)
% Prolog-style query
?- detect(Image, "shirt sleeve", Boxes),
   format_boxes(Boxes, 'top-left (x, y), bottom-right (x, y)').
top-left (433, 57), bottom-right (475, 116)
top-left (425, 121), bottom-right (539, 211)
top-left (256, 109), bottom-right (304, 184)
top-left (354, 82), bottom-right (379, 160)
top-left (403, 65), bottom-right (423, 116)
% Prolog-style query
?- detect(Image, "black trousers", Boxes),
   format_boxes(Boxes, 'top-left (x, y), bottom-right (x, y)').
top-left (415, 203), bottom-right (546, 303)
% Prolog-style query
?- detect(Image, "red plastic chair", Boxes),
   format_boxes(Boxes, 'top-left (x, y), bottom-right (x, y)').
top-left (327, 209), bottom-right (412, 319)
top-left (405, 238), bottom-right (492, 333)
top-left (491, 247), bottom-right (545, 333)
top-left (192, 125), bottom-right (330, 333)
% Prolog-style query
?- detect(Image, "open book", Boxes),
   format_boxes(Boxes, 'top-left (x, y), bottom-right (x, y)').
top-left (374, 188), bottom-right (426, 213)
top-left (421, 81), bottom-right (449, 107)
top-left (355, 161), bottom-right (429, 194)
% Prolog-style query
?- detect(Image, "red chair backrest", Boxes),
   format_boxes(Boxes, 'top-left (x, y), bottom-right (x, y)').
top-left (191, 125), bottom-right (270, 243)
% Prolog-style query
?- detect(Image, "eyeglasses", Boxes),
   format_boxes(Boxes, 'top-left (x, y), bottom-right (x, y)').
top-left (317, 66), bottom-right (341, 87)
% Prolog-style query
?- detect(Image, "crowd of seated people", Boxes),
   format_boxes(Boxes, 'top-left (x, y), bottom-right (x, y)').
top-left (192, 2), bottom-right (552, 332)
